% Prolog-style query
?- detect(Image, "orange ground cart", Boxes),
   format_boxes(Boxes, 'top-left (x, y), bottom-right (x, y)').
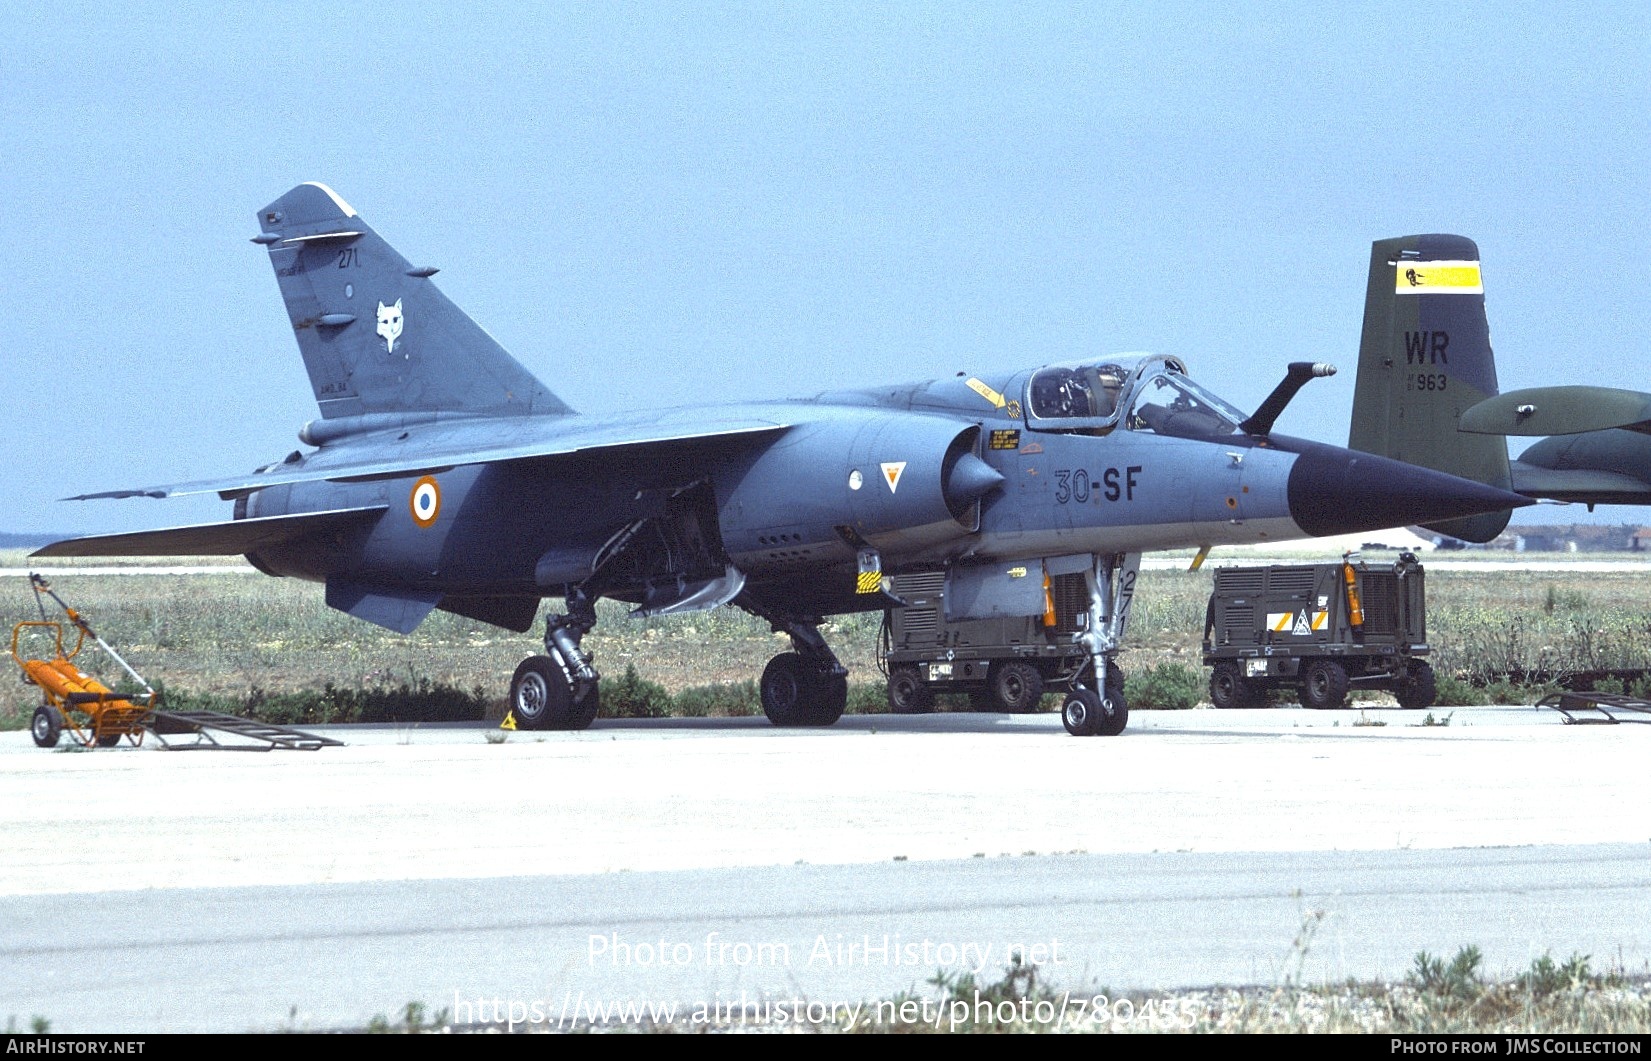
top-left (13, 574), bottom-right (156, 748)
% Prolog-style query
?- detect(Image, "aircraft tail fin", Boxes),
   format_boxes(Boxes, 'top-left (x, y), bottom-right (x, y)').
top-left (256, 183), bottom-right (571, 421)
top-left (1347, 234), bottom-right (1513, 543)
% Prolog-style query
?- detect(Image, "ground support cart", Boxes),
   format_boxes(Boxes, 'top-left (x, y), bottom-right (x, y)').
top-left (1201, 553), bottom-right (1434, 710)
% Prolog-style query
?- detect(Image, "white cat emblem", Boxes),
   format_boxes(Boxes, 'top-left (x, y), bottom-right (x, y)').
top-left (376, 299), bottom-right (404, 355)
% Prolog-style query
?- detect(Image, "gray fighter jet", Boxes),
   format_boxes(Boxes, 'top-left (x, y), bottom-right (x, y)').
top-left (1349, 234), bottom-right (1651, 541)
top-left (39, 184), bottom-right (1527, 736)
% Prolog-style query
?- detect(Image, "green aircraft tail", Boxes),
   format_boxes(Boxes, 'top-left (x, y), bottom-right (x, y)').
top-left (256, 183), bottom-right (570, 424)
top-left (1347, 234), bottom-right (1513, 543)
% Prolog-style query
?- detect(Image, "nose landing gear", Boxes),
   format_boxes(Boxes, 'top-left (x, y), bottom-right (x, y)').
top-left (1060, 551), bottom-right (1139, 737)
top-left (1061, 664), bottom-right (1128, 737)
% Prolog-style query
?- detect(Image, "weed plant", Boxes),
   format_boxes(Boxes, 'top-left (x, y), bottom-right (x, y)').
top-left (7, 565), bottom-right (1651, 725)
top-left (368, 947), bottom-right (1651, 1033)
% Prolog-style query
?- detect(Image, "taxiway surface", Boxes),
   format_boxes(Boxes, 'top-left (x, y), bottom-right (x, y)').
top-left (2, 708), bottom-right (1648, 1031)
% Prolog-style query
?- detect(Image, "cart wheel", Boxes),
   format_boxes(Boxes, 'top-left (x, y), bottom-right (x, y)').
top-left (987, 661), bottom-right (1045, 713)
top-left (31, 706), bottom-right (62, 749)
top-left (96, 733), bottom-right (122, 748)
top-left (887, 666), bottom-right (934, 714)
top-left (1209, 662), bottom-right (1253, 710)
top-left (1301, 659), bottom-right (1350, 710)
top-left (1395, 661), bottom-right (1437, 710)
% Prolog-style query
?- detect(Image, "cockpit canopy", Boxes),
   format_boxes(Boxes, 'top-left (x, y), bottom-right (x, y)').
top-left (1026, 362), bottom-right (1130, 423)
top-left (1022, 354), bottom-right (1248, 439)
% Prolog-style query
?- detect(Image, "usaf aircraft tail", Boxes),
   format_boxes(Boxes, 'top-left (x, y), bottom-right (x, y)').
top-left (1347, 235), bottom-right (1514, 543)
top-left (255, 182), bottom-right (570, 424)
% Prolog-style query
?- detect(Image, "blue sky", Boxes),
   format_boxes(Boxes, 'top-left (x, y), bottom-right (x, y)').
top-left (3, 2), bottom-right (1648, 535)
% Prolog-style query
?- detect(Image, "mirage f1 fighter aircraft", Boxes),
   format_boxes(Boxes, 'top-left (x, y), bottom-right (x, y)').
top-left (39, 184), bottom-right (1528, 736)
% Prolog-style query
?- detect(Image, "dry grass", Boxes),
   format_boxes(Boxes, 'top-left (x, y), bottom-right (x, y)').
top-left (0, 570), bottom-right (884, 724)
top-left (5, 562), bottom-right (1651, 725)
top-left (366, 952), bottom-right (1651, 1033)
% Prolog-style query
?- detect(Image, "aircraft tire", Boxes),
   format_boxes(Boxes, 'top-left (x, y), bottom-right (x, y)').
top-left (1394, 661), bottom-right (1437, 710)
top-left (565, 683), bottom-right (601, 730)
top-left (1301, 659), bottom-right (1350, 710)
top-left (887, 667), bottom-right (934, 714)
top-left (761, 652), bottom-right (810, 726)
top-left (988, 661), bottom-right (1045, 713)
top-left (806, 672), bottom-right (847, 727)
top-left (1097, 680), bottom-right (1129, 737)
top-left (509, 655), bottom-right (572, 730)
top-left (1061, 689), bottom-right (1100, 737)
top-left (1209, 662), bottom-right (1252, 710)
top-left (31, 706), bottom-right (61, 749)
top-left (764, 653), bottom-right (847, 726)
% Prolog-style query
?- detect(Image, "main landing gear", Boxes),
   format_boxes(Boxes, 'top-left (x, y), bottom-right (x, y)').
top-left (505, 589), bottom-right (853, 731)
top-left (509, 593), bottom-right (601, 731)
top-left (740, 594), bottom-right (849, 727)
top-left (505, 551), bottom-right (1135, 737)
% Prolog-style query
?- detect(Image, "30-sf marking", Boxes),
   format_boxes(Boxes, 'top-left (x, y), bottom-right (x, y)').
top-left (1054, 466), bottom-right (1141, 503)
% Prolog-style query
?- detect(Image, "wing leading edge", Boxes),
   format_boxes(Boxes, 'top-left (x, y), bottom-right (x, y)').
top-left (66, 419), bottom-right (792, 501)
top-left (32, 507), bottom-right (389, 558)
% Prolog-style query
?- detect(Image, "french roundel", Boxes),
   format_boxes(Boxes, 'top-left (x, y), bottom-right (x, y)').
top-left (409, 476), bottom-right (441, 528)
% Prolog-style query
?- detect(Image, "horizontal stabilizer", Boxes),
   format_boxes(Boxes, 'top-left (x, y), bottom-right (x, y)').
top-left (32, 507), bottom-right (388, 558)
top-left (71, 418), bottom-right (790, 500)
top-left (1461, 387), bottom-right (1651, 437)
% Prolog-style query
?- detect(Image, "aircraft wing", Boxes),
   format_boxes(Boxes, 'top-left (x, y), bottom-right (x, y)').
top-left (1461, 387), bottom-right (1651, 437)
top-left (1508, 463), bottom-right (1651, 505)
top-left (67, 417), bottom-right (791, 501)
top-left (32, 506), bottom-right (389, 557)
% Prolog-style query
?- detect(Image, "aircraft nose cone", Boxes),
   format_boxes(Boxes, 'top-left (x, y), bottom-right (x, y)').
top-left (944, 452), bottom-right (1006, 516)
top-left (1287, 446), bottom-right (1530, 538)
